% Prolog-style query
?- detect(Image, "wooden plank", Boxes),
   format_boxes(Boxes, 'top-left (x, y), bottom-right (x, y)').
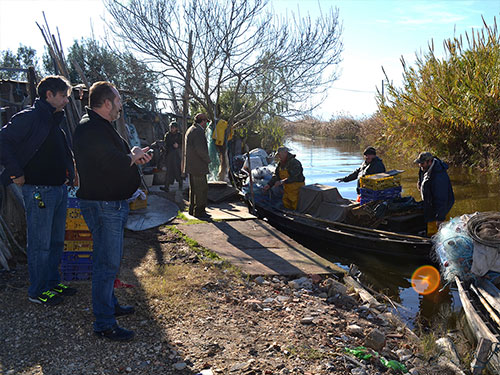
top-left (471, 338), bottom-right (492, 375)
top-left (477, 278), bottom-right (500, 315)
top-left (470, 283), bottom-right (500, 326)
top-left (455, 277), bottom-right (500, 374)
top-left (456, 277), bottom-right (498, 343)
top-left (177, 219), bottom-right (343, 276)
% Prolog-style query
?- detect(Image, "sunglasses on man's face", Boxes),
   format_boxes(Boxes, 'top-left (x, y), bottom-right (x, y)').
top-left (33, 192), bottom-right (45, 209)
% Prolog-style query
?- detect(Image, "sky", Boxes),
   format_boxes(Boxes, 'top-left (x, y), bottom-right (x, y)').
top-left (0, 0), bottom-right (499, 119)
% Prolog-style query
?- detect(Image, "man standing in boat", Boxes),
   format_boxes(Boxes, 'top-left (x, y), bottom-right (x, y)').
top-left (263, 146), bottom-right (305, 210)
top-left (336, 146), bottom-right (386, 195)
top-left (414, 152), bottom-right (454, 236)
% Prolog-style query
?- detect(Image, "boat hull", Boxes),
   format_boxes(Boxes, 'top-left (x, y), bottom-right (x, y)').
top-left (252, 201), bottom-right (432, 260)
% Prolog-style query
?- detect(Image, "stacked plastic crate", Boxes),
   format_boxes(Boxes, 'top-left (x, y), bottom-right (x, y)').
top-left (61, 188), bottom-right (93, 280)
top-left (359, 172), bottom-right (403, 205)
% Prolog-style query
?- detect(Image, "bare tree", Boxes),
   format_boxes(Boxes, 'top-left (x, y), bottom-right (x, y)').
top-left (104, 0), bottom-right (343, 127)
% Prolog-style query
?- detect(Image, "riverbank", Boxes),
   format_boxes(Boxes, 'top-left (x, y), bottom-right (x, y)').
top-left (0, 216), bottom-right (468, 375)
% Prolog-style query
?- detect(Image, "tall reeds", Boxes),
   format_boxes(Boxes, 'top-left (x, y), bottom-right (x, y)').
top-left (377, 17), bottom-right (500, 167)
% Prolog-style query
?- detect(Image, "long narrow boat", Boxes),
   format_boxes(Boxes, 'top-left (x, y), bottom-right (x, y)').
top-left (250, 199), bottom-right (433, 260)
top-left (455, 277), bottom-right (500, 374)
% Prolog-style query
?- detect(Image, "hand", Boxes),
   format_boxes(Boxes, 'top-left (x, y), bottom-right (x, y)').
top-left (173, 143), bottom-right (178, 148)
top-left (336, 177), bottom-right (344, 183)
top-left (13, 175), bottom-right (25, 186)
top-left (130, 146), bottom-right (153, 165)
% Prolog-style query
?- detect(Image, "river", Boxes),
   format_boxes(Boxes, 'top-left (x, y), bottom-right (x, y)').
top-left (283, 135), bottom-right (500, 328)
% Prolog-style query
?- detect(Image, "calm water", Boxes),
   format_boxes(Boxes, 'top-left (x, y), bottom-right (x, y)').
top-left (283, 136), bottom-right (500, 328)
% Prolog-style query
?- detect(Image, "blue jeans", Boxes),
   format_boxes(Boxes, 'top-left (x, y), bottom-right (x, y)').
top-left (22, 184), bottom-right (67, 298)
top-left (79, 199), bottom-right (129, 331)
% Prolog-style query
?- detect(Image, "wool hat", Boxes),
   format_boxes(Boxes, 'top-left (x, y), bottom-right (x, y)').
top-left (414, 152), bottom-right (433, 164)
top-left (363, 146), bottom-right (376, 155)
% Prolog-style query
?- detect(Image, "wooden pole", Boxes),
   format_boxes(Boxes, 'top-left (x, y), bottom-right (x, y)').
top-left (471, 338), bottom-right (492, 375)
top-left (27, 67), bottom-right (37, 105)
top-left (181, 30), bottom-right (193, 175)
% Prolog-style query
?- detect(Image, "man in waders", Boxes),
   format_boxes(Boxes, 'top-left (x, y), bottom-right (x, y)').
top-left (336, 146), bottom-right (386, 199)
top-left (263, 146), bottom-right (305, 210)
top-left (415, 152), bottom-right (454, 236)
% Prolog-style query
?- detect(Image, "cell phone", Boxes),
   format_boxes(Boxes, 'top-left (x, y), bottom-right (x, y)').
top-left (146, 149), bottom-right (154, 155)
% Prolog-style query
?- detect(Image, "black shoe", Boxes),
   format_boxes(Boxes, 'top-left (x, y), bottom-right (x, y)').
top-left (28, 290), bottom-right (63, 306)
top-left (115, 304), bottom-right (135, 317)
top-left (194, 212), bottom-right (211, 220)
top-left (94, 325), bottom-right (135, 342)
top-left (51, 283), bottom-right (77, 296)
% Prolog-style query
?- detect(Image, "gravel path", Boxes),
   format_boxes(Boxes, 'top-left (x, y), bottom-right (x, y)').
top-left (0, 225), bottom-right (457, 375)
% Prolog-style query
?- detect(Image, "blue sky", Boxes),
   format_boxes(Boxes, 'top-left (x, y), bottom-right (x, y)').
top-left (0, 0), bottom-right (498, 118)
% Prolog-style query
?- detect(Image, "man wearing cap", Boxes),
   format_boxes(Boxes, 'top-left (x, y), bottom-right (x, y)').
top-left (184, 113), bottom-right (211, 219)
top-left (263, 146), bottom-right (305, 210)
top-left (162, 121), bottom-right (183, 192)
top-left (415, 152), bottom-right (454, 235)
top-left (336, 146), bottom-right (386, 194)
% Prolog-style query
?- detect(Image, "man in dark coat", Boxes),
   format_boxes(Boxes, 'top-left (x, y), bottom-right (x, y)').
top-left (415, 152), bottom-right (454, 235)
top-left (0, 75), bottom-right (76, 306)
top-left (161, 121), bottom-right (183, 192)
top-left (73, 81), bottom-right (152, 341)
top-left (336, 146), bottom-right (386, 194)
top-left (184, 113), bottom-right (211, 219)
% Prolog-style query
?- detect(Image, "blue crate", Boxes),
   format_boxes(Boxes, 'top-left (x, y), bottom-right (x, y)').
top-left (67, 197), bottom-right (80, 209)
top-left (61, 270), bottom-right (92, 281)
top-left (359, 186), bottom-right (402, 205)
top-left (60, 251), bottom-right (92, 281)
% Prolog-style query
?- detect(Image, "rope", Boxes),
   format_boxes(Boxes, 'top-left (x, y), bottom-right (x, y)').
top-left (467, 212), bottom-right (500, 248)
top-left (472, 342), bottom-right (500, 370)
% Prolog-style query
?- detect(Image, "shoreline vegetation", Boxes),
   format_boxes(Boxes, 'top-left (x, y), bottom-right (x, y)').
top-left (280, 17), bottom-right (500, 171)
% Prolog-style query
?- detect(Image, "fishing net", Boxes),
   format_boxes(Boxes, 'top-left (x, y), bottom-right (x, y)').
top-left (433, 216), bottom-right (475, 284)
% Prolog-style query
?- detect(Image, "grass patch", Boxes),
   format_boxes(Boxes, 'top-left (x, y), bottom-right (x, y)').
top-left (141, 263), bottom-right (211, 315)
top-left (167, 226), bottom-right (245, 278)
top-left (287, 345), bottom-right (328, 360)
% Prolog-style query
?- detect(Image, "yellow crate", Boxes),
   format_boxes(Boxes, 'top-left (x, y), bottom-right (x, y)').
top-left (129, 194), bottom-right (148, 210)
top-left (66, 208), bottom-right (89, 231)
top-left (359, 173), bottom-right (401, 191)
top-left (64, 240), bottom-right (93, 252)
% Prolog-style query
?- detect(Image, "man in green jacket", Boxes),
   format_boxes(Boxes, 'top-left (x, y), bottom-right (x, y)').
top-left (184, 113), bottom-right (211, 219)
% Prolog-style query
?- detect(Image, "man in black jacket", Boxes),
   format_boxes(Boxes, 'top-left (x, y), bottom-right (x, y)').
top-left (73, 81), bottom-right (151, 341)
top-left (0, 75), bottom-right (76, 306)
top-left (415, 152), bottom-right (454, 235)
top-left (336, 146), bottom-right (386, 194)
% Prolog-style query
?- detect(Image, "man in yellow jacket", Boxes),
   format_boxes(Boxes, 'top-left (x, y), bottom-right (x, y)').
top-left (263, 146), bottom-right (305, 210)
top-left (212, 119), bottom-right (233, 181)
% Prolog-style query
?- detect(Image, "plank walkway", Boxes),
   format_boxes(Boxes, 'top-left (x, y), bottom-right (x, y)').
top-left (177, 219), bottom-right (344, 276)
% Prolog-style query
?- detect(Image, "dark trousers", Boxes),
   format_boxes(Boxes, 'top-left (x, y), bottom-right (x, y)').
top-left (188, 174), bottom-right (208, 216)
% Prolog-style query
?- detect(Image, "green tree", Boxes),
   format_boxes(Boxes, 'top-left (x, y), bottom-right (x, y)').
top-left (44, 38), bottom-right (160, 110)
top-left (0, 45), bottom-right (39, 80)
top-left (105, 0), bottom-right (343, 129)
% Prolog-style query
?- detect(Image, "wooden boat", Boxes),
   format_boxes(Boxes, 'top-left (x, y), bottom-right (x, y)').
top-left (455, 276), bottom-right (500, 374)
top-left (249, 199), bottom-right (432, 260)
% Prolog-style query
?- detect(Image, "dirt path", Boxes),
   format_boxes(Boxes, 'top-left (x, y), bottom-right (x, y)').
top-left (0, 224), bottom-right (457, 375)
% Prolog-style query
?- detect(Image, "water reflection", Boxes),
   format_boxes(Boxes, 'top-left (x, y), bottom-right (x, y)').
top-left (283, 136), bottom-right (498, 327)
